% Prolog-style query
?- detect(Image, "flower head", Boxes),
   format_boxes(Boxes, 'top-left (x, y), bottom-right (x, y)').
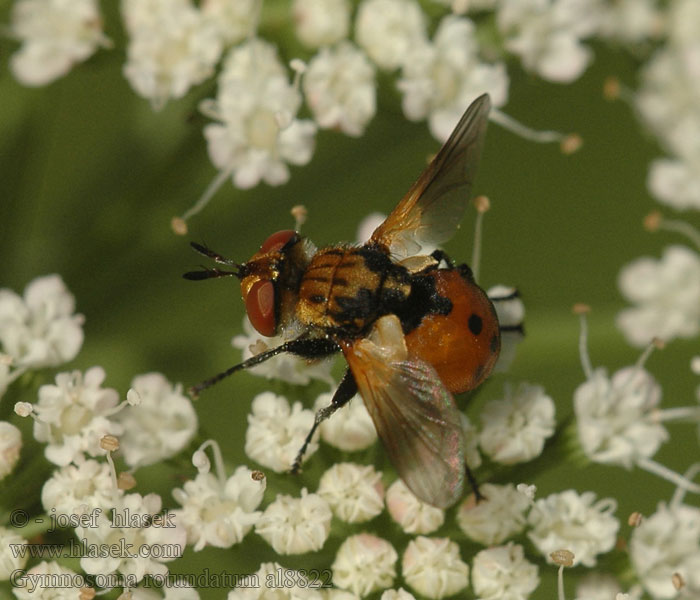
top-left (41, 457), bottom-right (115, 516)
top-left (617, 246), bottom-right (700, 347)
top-left (333, 533), bottom-right (398, 596)
top-left (497, 0), bottom-right (599, 83)
top-left (318, 463), bottom-right (384, 523)
top-left (355, 0), bottom-right (427, 71)
top-left (293, 0), bottom-right (351, 48)
top-left (398, 15), bottom-right (509, 142)
top-left (527, 489), bottom-right (619, 567)
top-left (471, 543), bottom-right (540, 600)
top-left (630, 501), bottom-right (700, 599)
top-left (203, 39), bottom-right (317, 189)
top-left (0, 274), bottom-right (84, 369)
top-left (173, 465), bottom-right (265, 551)
top-left (245, 392), bottom-right (318, 472)
top-left (255, 489), bottom-right (332, 554)
top-left (575, 366), bottom-right (668, 468)
top-left (402, 537), bottom-right (469, 600)
top-left (122, 0), bottom-right (223, 110)
top-left (115, 373), bottom-right (198, 468)
top-left (303, 42), bottom-right (376, 137)
top-left (32, 367), bottom-right (124, 466)
top-left (457, 483), bottom-right (530, 546)
top-left (479, 383), bottom-right (555, 465)
top-left (10, 0), bottom-right (107, 87)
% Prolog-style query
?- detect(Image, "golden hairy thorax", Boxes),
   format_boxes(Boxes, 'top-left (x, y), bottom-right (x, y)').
top-left (296, 245), bottom-right (411, 333)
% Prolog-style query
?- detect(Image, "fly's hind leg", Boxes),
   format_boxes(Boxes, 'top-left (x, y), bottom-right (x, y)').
top-left (291, 369), bottom-right (358, 474)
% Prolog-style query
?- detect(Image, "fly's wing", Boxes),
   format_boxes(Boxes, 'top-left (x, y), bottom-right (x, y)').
top-left (344, 338), bottom-right (466, 508)
top-left (370, 94), bottom-right (491, 259)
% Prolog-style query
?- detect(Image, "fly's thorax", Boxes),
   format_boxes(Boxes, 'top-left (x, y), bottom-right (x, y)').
top-left (297, 245), bottom-right (411, 334)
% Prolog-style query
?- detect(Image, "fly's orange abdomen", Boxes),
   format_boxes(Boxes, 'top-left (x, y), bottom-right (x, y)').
top-left (405, 269), bottom-right (500, 394)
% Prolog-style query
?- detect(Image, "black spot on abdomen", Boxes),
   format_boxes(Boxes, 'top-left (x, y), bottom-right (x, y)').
top-left (468, 313), bottom-right (483, 336)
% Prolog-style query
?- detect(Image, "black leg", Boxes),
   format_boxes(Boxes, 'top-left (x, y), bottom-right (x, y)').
top-left (189, 337), bottom-right (340, 397)
top-left (290, 369), bottom-right (358, 474)
top-left (465, 465), bottom-right (484, 503)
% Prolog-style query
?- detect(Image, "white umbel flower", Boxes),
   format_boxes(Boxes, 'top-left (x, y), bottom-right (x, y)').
top-left (255, 489), bottom-right (332, 554)
top-left (41, 457), bottom-right (115, 516)
top-left (203, 39), bottom-right (317, 189)
top-left (471, 543), bottom-right (539, 600)
top-left (456, 483), bottom-right (529, 545)
top-left (245, 392), bottom-right (318, 472)
top-left (497, 0), bottom-right (598, 83)
top-left (12, 561), bottom-right (86, 598)
top-left (479, 383), bottom-right (555, 464)
top-left (0, 422), bottom-right (21, 480)
top-left (122, 0), bottom-right (223, 110)
top-left (402, 537), bottom-right (469, 600)
top-left (233, 317), bottom-right (334, 386)
top-left (574, 366), bottom-right (668, 468)
top-left (32, 367), bottom-right (124, 466)
top-left (617, 246), bottom-right (700, 347)
top-left (630, 501), bottom-right (700, 599)
top-left (318, 463), bottom-right (384, 523)
top-left (648, 157), bottom-right (700, 211)
top-left (304, 43), bottom-right (376, 137)
top-left (315, 392), bottom-right (377, 452)
top-left (0, 274), bottom-right (84, 369)
top-left (9, 0), bottom-right (107, 87)
top-left (597, 0), bottom-right (660, 44)
top-left (0, 527), bottom-right (28, 580)
top-left (528, 490), bottom-right (619, 567)
top-left (333, 533), bottom-right (398, 596)
top-left (228, 562), bottom-right (323, 599)
top-left (115, 372), bottom-right (198, 468)
top-left (78, 492), bottom-right (185, 583)
top-left (293, 0), bottom-right (351, 48)
top-left (172, 465), bottom-right (265, 551)
top-left (355, 0), bottom-right (427, 71)
top-left (398, 15), bottom-right (509, 142)
top-left (385, 479), bottom-right (444, 534)
top-left (201, 0), bottom-right (258, 46)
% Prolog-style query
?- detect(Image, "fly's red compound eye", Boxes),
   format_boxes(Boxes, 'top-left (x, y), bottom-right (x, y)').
top-left (260, 230), bottom-right (296, 254)
top-left (245, 279), bottom-right (276, 337)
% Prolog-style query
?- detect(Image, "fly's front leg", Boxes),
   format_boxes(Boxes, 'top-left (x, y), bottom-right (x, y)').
top-left (290, 369), bottom-right (358, 474)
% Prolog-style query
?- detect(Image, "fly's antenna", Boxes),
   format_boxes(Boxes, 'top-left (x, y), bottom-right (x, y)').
top-left (183, 242), bottom-right (246, 281)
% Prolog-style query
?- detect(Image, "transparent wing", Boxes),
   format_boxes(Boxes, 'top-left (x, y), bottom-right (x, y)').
top-left (344, 339), bottom-right (466, 508)
top-left (370, 94), bottom-right (491, 259)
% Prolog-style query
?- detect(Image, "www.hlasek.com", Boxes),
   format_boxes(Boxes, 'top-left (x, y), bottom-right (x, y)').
top-left (10, 568), bottom-right (334, 593)
top-left (9, 537), bottom-right (183, 561)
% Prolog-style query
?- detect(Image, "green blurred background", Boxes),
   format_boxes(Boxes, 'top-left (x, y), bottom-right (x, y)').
top-left (1, 1), bottom-right (698, 597)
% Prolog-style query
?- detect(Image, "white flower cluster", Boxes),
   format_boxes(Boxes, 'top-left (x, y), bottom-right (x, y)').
top-left (636, 0), bottom-right (700, 211)
top-left (0, 275), bottom-right (84, 396)
top-left (9, 0), bottom-right (108, 86)
top-left (617, 245), bottom-right (700, 347)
